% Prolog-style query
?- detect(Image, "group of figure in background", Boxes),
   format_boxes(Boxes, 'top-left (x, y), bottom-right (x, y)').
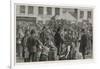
top-left (16, 18), bottom-right (93, 62)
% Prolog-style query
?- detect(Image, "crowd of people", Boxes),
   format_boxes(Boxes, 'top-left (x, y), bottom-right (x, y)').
top-left (16, 17), bottom-right (93, 62)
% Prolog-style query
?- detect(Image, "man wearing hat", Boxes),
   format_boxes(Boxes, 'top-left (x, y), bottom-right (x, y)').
top-left (79, 29), bottom-right (87, 59)
top-left (27, 30), bottom-right (37, 61)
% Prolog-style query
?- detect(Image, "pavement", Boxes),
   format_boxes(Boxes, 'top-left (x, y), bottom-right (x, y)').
top-left (16, 57), bottom-right (24, 63)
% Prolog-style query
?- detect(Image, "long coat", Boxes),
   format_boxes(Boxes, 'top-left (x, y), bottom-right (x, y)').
top-left (40, 31), bottom-right (47, 45)
top-left (79, 34), bottom-right (87, 53)
top-left (27, 36), bottom-right (37, 53)
top-left (54, 32), bottom-right (63, 48)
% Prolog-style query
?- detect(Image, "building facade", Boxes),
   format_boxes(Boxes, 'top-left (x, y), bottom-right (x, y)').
top-left (77, 9), bottom-right (93, 23)
top-left (16, 5), bottom-right (93, 31)
top-left (16, 5), bottom-right (78, 25)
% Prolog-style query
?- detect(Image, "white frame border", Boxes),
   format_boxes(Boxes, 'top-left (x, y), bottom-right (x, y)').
top-left (10, 1), bottom-right (95, 69)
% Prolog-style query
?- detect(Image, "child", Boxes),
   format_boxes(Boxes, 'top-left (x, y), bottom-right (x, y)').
top-left (39, 45), bottom-right (50, 61)
top-left (24, 46), bottom-right (29, 62)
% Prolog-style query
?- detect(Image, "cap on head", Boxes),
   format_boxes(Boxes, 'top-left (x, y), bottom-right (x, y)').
top-left (30, 29), bottom-right (35, 35)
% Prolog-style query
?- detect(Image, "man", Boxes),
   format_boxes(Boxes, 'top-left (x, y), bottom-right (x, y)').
top-left (21, 30), bottom-right (30, 62)
top-left (54, 27), bottom-right (63, 56)
top-left (27, 30), bottom-right (37, 61)
top-left (39, 26), bottom-right (47, 45)
top-left (79, 29), bottom-right (87, 59)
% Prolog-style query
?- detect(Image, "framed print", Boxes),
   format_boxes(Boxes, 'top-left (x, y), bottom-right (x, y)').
top-left (10, 1), bottom-right (94, 69)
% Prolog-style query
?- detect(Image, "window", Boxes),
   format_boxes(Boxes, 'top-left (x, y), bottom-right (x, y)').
top-left (47, 7), bottom-right (52, 15)
top-left (20, 5), bottom-right (25, 14)
top-left (74, 9), bottom-right (78, 13)
top-left (28, 6), bottom-right (33, 14)
top-left (55, 8), bottom-right (60, 15)
top-left (74, 9), bottom-right (78, 18)
top-left (87, 11), bottom-right (92, 18)
top-left (80, 11), bottom-right (84, 18)
top-left (38, 7), bottom-right (44, 15)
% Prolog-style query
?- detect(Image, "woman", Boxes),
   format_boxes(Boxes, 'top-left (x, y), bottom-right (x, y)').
top-left (39, 38), bottom-right (50, 61)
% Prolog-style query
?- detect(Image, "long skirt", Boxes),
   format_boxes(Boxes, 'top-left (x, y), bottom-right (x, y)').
top-left (40, 54), bottom-right (48, 61)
